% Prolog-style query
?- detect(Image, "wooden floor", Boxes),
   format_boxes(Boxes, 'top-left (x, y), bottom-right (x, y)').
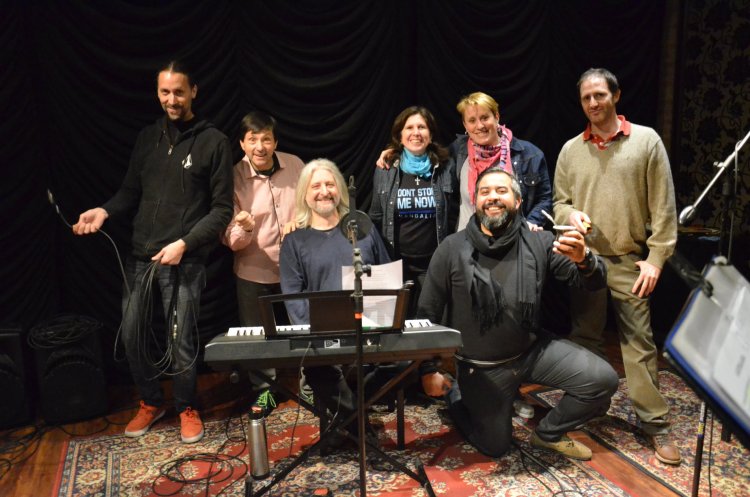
top-left (0, 331), bottom-right (685, 497)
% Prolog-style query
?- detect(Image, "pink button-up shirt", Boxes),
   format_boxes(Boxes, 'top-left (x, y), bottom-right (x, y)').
top-left (223, 151), bottom-right (304, 283)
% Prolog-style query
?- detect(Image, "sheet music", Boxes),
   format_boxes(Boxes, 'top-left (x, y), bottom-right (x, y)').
top-left (342, 259), bottom-right (403, 328)
top-left (712, 285), bottom-right (750, 410)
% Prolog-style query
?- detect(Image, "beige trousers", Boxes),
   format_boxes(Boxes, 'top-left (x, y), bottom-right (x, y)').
top-left (568, 253), bottom-right (670, 434)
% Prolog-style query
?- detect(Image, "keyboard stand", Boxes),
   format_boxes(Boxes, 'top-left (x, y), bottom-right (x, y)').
top-left (245, 361), bottom-right (436, 497)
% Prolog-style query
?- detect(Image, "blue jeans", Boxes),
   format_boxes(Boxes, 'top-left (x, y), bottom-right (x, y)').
top-left (121, 259), bottom-right (205, 413)
top-left (448, 335), bottom-right (618, 457)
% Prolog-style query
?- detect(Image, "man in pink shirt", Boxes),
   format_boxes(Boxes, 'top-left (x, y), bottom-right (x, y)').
top-left (223, 111), bottom-right (304, 412)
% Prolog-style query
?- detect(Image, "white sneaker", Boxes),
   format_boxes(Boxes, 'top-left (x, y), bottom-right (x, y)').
top-left (514, 400), bottom-right (535, 419)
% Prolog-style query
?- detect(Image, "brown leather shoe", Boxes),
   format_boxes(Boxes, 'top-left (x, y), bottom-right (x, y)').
top-left (648, 433), bottom-right (682, 465)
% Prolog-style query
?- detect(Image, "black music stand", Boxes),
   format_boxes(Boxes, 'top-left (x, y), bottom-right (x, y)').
top-left (246, 288), bottom-right (437, 497)
top-left (664, 258), bottom-right (750, 496)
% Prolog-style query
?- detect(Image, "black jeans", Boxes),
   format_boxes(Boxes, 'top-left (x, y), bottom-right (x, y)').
top-left (121, 259), bottom-right (205, 413)
top-left (236, 278), bottom-right (287, 393)
top-left (449, 336), bottom-right (618, 457)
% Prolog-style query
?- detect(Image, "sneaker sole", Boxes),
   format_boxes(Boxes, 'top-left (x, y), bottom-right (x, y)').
top-left (654, 451), bottom-right (682, 465)
top-left (181, 428), bottom-right (204, 444)
top-left (124, 409), bottom-right (166, 437)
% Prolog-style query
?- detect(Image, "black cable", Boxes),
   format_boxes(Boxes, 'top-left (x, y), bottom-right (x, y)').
top-left (46, 188), bottom-right (200, 376)
top-left (514, 441), bottom-right (558, 496)
top-left (113, 261), bottom-right (201, 380)
top-left (150, 408), bottom-right (249, 497)
top-left (0, 399), bottom-right (149, 482)
top-left (513, 440), bottom-right (585, 497)
top-left (152, 452), bottom-right (245, 497)
top-left (290, 343), bottom-right (312, 458)
top-left (27, 314), bottom-right (102, 350)
top-left (54, 418), bottom-right (114, 438)
top-left (47, 188), bottom-right (130, 295)
top-left (0, 424), bottom-right (48, 481)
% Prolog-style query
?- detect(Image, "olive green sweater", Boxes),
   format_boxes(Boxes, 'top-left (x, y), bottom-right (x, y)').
top-left (553, 123), bottom-right (677, 269)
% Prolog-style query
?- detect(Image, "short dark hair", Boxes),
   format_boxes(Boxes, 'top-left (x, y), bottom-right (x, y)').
top-left (474, 167), bottom-right (522, 201)
top-left (239, 111), bottom-right (277, 139)
top-left (158, 60), bottom-right (196, 87)
top-left (387, 106), bottom-right (449, 165)
top-left (577, 68), bottom-right (619, 94)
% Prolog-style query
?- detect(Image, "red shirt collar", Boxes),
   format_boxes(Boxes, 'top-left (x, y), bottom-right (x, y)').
top-left (583, 115), bottom-right (631, 149)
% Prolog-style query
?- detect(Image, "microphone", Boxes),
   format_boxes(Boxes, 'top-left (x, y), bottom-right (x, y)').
top-left (339, 176), bottom-right (372, 241)
top-left (339, 210), bottom-right (373, 241)
top-left (678, 205), bottom-right (696, 227)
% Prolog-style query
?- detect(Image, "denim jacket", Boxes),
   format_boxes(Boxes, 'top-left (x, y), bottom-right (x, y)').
top-left (369, 157), bottom-right (457, 259)
top-left (450, 135), bottom-right (552, 228)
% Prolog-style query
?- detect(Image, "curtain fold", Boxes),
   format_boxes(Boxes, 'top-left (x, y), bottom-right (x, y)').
top-left (2, 1), bottom-right (667, 367)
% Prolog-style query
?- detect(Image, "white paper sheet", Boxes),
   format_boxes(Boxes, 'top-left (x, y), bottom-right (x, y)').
top-left (342, 259), bottom-right (403, 328)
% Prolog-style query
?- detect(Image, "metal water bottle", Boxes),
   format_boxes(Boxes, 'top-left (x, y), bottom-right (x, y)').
top-left (248, 406), bottom-right (270, 479)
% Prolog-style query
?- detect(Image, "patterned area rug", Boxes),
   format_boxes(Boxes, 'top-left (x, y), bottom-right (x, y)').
top-left (531, 370), bottom-right (750, 497)
top-left (55, 401), bottom-right (627, 496)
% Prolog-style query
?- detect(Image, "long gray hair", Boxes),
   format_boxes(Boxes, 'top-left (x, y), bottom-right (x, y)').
top-left (294, 158), bottom-right (350, 228)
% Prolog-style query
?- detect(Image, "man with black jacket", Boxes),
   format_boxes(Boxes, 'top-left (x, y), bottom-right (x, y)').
top-left (418, 167), bottom-right (618, 459)
top-left (73, 61), bottom-right (233, 443)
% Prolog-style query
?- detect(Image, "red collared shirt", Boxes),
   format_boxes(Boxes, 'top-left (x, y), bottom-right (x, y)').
top-left (583, 115), bottom-right (631, 150)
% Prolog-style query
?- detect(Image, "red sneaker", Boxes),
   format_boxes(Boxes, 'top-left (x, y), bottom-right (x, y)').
top-left (124, 401), bottom-right (165, 437)
top-left (180, 407), bottom-right (204, 443)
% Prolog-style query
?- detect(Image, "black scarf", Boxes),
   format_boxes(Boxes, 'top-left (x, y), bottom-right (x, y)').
top-left (465, 213), bottom-right (538, 332)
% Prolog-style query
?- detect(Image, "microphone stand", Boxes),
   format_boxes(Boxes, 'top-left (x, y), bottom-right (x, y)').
top-left (678, 128), bottom-right (750, 228)
top-left (348, 219), bottom-right (371, 497)
top-left (345, 175), bottom-right (371, 496)
top-left (678, 129), bottom-right (748, 497)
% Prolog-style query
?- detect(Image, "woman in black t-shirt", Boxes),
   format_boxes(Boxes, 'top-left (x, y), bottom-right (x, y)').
top-left (369, 106), bottom-right (457, 316)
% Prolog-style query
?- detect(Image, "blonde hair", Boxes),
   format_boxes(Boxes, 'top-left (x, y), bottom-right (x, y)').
top-left (456, 92), bottom-right (500, 119)
top-left (295, 158), bottom-right (350, 228)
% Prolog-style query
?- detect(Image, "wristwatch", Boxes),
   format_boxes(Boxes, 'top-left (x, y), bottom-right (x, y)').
top-left (577, 247), bottom-right (592, 267)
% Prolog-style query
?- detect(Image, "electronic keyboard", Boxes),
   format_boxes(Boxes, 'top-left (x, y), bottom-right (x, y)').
top-left (204, 320), bottom-right (461, 370)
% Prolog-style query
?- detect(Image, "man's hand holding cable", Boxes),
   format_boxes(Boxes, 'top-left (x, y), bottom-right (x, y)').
top-left (152, 239), bottom-right (186, 265)
top-left (72, 207), bottom-right (108, 235)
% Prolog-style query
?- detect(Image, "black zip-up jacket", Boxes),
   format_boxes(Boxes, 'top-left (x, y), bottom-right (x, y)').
top-left (103, 116), bottom-right (234, 262)
top-left (368, 156), bottom-right (457, 260)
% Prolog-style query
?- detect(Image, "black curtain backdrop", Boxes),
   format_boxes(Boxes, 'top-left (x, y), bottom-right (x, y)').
top-left (1, 1), bottom-right (667, 373)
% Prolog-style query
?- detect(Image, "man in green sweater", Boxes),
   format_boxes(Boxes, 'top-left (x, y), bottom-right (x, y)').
top-left (553, 68), bottom-right (680, 465)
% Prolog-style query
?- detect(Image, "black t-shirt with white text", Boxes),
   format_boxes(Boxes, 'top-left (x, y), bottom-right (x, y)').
top-left (396, 172), bottom-right (437, 258)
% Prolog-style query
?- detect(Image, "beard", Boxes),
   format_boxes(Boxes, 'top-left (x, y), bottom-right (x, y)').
top-left (164, 104), bottom-right (185, 121)
top-left (309, 197), bottom-right (338, 217)
top-left (477, 202), bottom-right (516, 233)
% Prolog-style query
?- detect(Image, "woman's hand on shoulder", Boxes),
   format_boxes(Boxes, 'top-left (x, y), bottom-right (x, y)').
top-left (281, 221), bottom-right (297, 241)
top-left (376, 148), bottom-right (396, 170)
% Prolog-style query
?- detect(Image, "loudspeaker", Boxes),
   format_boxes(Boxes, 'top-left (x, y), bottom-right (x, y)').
top-left (32, 317), bottom-right (108, 425)
top-left (0, 326), bottom-right (33, 428)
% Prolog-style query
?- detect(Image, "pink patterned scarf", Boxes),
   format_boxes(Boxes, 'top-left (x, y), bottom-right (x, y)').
top-left (467, 125), bottom-right (513, 204)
